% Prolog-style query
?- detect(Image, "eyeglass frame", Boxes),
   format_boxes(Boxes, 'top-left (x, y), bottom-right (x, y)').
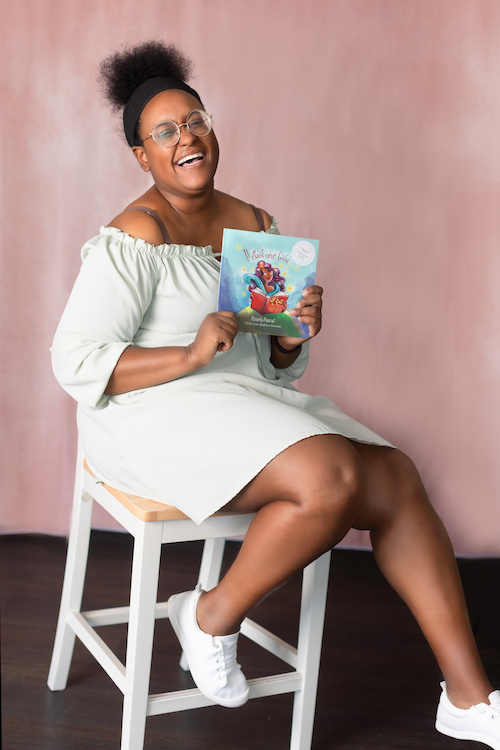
top-left (141, 110), bottom-right (213, 148)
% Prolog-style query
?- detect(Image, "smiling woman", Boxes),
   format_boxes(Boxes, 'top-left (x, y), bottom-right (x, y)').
top-left (125, 89), bottom-right (220, 222)
top-left (50, 39), bottom-right (500, 746)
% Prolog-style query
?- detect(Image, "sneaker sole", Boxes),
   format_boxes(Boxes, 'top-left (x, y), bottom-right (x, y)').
top-left (436, 719), bottom-right (500, 750)
top-left (167, 593), bottom-right (250, 709)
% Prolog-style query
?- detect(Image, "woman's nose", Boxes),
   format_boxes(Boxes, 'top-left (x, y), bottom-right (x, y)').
top-left (178, 123), bottom-right (197, 145)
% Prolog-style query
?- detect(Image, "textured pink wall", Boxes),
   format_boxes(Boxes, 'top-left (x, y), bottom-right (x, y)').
top-left (2, 0), bottom-right (500, 554)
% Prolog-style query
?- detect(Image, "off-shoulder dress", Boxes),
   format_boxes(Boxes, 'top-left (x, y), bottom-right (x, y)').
top-left (51, 220), bottom-right (392, 524)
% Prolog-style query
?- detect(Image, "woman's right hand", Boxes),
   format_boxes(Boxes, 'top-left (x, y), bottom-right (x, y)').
top-left (187, 311), bottom-right (238, 369)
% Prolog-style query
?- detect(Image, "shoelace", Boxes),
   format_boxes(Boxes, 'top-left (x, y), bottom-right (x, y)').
top-left (473, 703), bottom-right (500, 719)
top-left (213, 638), bottom-right (238, 680)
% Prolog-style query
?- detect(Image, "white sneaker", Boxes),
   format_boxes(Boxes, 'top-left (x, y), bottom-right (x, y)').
top-left (167, 584), bottom-right (249, 708)
top-left (436, 681), bottom-right (500, 749)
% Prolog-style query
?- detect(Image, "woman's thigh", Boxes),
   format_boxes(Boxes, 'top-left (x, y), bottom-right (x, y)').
top-left (222, 433), bottom-right (366, 514)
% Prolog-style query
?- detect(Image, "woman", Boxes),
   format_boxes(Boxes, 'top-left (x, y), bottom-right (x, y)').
top-left (51, 41), bottom-right (500, 745)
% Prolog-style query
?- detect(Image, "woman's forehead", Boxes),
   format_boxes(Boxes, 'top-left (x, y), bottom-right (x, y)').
top-left (140, 89), bottom-right (203, 124)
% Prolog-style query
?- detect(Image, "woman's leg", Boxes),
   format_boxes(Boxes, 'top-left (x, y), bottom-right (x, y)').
top-left (196, 433), bottom-right (366, 636)
top-left (349, 443), bottom-right (492, 709)
top-left (196, 434), bottom-right (492, 710)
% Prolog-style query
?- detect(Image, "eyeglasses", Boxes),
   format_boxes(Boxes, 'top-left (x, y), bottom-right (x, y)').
top-left (142, 110), bottom-right (213, 148)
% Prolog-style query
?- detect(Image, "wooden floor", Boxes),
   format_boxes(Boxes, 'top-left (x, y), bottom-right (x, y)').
top-left (1, 532), bottom-right (499, 750)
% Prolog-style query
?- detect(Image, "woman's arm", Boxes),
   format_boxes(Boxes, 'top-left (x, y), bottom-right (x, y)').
top-left (104, 345), bottom-right (197, 395)
top-left (269, 338), bottom-right (303, 369)
top-left (270, 285), bottom-right (323, 369)
top-left (51, 232), bottom-right (159, 407)
top-left (105, 311), bottom-right (238, 395)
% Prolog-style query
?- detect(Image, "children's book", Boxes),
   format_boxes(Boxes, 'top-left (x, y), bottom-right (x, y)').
top-left (217, 229), bottom-right (319, 338)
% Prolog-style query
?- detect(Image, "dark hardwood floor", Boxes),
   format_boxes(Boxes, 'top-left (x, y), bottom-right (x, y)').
top-left (1, 532), bottom-right (499, 749)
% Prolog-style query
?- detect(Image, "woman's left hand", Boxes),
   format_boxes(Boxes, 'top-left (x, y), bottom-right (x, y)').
top-left (276, 285), bottom-right (323, 351)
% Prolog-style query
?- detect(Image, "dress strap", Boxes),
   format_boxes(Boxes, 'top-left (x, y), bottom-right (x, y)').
top-left (123, 203), bottom-right (264, 243)
top-left (250, 204), bottom-right (266, 231)
top-left (123, 206), bottom-right (171, 244)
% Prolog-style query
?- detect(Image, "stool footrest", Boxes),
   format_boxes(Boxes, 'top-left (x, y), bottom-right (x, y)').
top-left (71, 607), bottom-right (304, 717)
top-left (241, 618), bottom-right (298, 668)
top-left (82, 602), bottom-right (169, 627)
top-left (146, 672), bottom-right (303, 716)
top-left (81, 605), bottom-right (298, 668)
top-left (67, 611), bottom-right (126, 692)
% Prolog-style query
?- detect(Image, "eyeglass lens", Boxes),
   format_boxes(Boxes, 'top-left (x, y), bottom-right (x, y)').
top-left (152, 110), bottom-right (212, 147)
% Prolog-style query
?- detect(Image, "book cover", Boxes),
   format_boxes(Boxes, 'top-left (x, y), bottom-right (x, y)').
top-left (217, 229), bottom-right (319, 338)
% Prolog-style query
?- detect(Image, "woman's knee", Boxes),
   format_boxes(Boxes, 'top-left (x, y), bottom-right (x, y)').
top-left (354, 447), bottom-right (428, 530)
top-left (288, 436), bottom-right (366, 520)
top-left (383, 449), bottom-right (426, 500)
top-left (226, 434), bottom-right (365, 517)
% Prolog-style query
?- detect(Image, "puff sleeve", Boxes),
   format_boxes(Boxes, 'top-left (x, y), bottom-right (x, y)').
top-left (51, 232), bottom-right (158, 408)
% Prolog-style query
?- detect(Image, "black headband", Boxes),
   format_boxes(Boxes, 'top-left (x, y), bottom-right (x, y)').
top-left (123, 76), bottom-right (203, 146)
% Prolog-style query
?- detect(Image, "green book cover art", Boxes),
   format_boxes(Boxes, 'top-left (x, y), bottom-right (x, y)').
top-left (217, 228), bottom-right (319, 337)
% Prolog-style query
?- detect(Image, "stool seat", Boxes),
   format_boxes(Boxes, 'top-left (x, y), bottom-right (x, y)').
top-left (48, 445), bottom-right (331, 750)
top-left (83, 460), bottom-right (190, 521)
top-left (83, 460), bottom-right (236, 522)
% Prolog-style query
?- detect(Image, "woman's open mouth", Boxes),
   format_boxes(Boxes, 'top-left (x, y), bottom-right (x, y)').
top-left (176, 152), bottom-right (205, 169)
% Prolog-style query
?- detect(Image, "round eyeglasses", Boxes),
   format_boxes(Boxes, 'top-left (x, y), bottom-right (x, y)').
top-left (142, 110), bottom-right (213, 148)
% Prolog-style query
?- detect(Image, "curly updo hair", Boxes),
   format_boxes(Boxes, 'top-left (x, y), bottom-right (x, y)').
top-left (99, 40), bottom-right (196, 145)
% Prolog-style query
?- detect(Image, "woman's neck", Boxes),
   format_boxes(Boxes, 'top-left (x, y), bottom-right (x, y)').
top-left (153, 183), bottom-right (219, 222)
top-left (146, 183), bottom-right (226, 250)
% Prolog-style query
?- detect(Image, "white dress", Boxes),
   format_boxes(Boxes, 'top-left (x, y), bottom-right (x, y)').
top-left (51, 221), bottom-right (392, 524)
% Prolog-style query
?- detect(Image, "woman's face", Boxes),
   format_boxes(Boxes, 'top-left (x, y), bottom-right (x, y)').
top-left (133, 89), bottom-right (219, 198)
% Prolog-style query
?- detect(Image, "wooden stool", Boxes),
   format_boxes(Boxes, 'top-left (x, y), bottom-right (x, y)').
top-left (48, 445), bottom-right (331, 750)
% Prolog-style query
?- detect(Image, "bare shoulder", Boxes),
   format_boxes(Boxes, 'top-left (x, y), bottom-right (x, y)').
top-left (255, 207), bottom-right (273, 231)
top-left (216, 192), bottom-right (274, 231)
top-left (107, 209), bottom-right (165, 246)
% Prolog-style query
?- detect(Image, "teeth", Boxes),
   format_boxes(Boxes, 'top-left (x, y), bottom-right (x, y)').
top-left (177, 152), bottom-right (204, 166)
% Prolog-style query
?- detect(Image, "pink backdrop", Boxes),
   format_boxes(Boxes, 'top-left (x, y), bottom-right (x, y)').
top-left (2, 0), bottom-right (500, 554)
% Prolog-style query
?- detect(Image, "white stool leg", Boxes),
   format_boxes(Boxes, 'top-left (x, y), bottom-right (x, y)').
top-left (290, 550), bottom-right (331, 750)
top-left (120, 521), bottom-right (163, 750)
top-left (179, 536), bottom-right (226, 671)
top-left (198, 537), bottom-right (226, 592)
top-left (48, 457), bottom-right (93, 691)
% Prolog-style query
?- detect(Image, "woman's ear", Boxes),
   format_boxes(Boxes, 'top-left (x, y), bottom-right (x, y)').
top-left (132, 146), bottom-right (150, 172)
